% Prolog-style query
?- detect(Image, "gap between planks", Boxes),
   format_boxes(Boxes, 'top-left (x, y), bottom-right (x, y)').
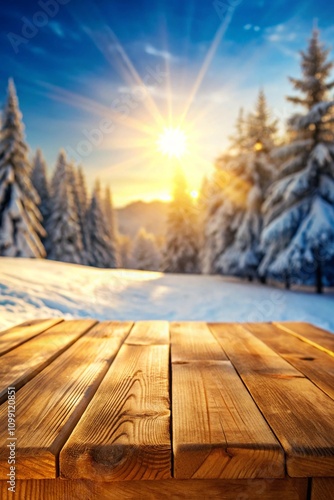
top-left (209, 323), bottom-right (334, 478)
top-left (0, 319), bottom-right (64, 356)
top-left (273, 322), bottom-right (334, 358)
top-left (170, 322), bottom-right (284, 479)
top-left (244, 322), bottom-right (334, 401)
top-left (0, 320), bottom-right (97, 405)
top-left (60, 323), bottom-right (171, 481)
top-left (0, 321), bottom-right (133, 479)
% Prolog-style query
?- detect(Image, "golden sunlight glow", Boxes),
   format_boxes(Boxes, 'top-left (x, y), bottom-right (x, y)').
top-left (159, 193), bottom-right (172, 202)
top-left (254, 140), bottom-right (263, 152)
top-left (48, 6), bottom-right (234, 207)
top-left (157, 127), bottom-right (187, 158)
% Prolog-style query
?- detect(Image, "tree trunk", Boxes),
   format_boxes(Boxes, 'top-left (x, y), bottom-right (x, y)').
top-left (316, 263), bottom-right (323, 294)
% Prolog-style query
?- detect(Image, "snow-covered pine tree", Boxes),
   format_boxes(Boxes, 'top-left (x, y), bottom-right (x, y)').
top-left (76, 166), bottom-right (90, 259)
top-left (229, 107), bottom-right (248, 153)
top-left (260, 30), bottom-right (334, 293)
top-left (45, 150), bottom-right (84, 264)
top-left (31, 148), bottom-right (50, 232)
top-left (218, 90), bottom-right (278, 280)
top-left (67, 164), bottom-right (88, 265)
top-left (103, 186), bottom-right (119, 266)
top-left (200, 165), bottom-right (233, 274)
top-left (163, 168), bottom-right (199, 273)
top-left (212, 154), bottom-right (251, 274)
top-left (77, 167), bottom-right (88, 213)
top-left (131, 227), bottom-right (161, 271)
top-left (247, 90), bottom-right (278, 156)
top-left (201, 110), bottom-right (252, 275)
top-left (103, 187), bottom-right (115, 237)
top-left (86, 180), bottom-right (117, 268)
top-left (197, 175), bottom-right (211, 272)
top-left (201, 108), bottom-right (258, 274)
top-left (0, 79), bottom-right (45, 258)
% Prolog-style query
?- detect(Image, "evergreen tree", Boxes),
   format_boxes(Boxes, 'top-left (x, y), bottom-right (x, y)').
top-left (0, 79), bottom-right (45, 258)
top-left (67, 164), bottom-right (88, 264)
top-left (86, 181), bottom-right (117, 268)
top-left (247, 90), bottom-right (278, 155)
top-left (103, 186), bottom-right (119, 266)
top-left (76, 166), bottom-right (90, 259)
top-left (103, 187), bottom-right (115, 237)
top-left (201, 163), bottom-right (237, 274)
top-left (77, 167), bottom-right (88, 214)
top-left (218, 91), bottom-right (277, 279)
top-left (229, 107), bottom-right (248, 154)
top-left (213, 154), bottom-right (252, 275)
top-left (131, 227), bottom-right (161, 271)
top-left (197, 176), bottom-right (211, 272)
top-left (163, 168), bottom-right (199, 273)
top-left (260, 30), bottom-right (334, 293)
top-left (31, 148), bottom-right (50, 232)
top-left (46, 150), bottom-right (84, 264)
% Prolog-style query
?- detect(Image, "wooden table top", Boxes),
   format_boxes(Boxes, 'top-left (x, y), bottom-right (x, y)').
top-left (0, 319), bottom-right (333, 484)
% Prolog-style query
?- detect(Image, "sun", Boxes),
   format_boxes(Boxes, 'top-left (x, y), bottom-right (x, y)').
top-left (157, 127), bottom-right (187, 158)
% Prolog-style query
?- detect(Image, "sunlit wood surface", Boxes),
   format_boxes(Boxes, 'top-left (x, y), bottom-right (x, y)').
top-left (0, 320), bottom-right (333, 499)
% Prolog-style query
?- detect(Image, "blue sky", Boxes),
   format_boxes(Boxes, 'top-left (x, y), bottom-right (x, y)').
top-left (1, 0), bottom-right (334, 206)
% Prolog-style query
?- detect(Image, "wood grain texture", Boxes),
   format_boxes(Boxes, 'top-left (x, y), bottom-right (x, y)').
top-left (171, 322), bottom-right (227, 362)
top-left (172, 360), bottom-right (284, 479)
top-left (274, 322), bottom-right (334, 357)
top-left (0, 319), bottom-right (63, 356)
top-left (0, 319), bottom-right (97, 404)
top-left (60, 344), bottom-right (171, 481)
top-left (125, 321), bottom-right (169, 345)
top-left (245, 323), bottom-right (334, 401)
top-left (311, 478), bottom-right (334, 500)
top-left (209, 323), bottom-right (334, 477)
top-left (0, 478), bottom-right (308, 500)
top-left (0, 321), bottom-right (132, 480)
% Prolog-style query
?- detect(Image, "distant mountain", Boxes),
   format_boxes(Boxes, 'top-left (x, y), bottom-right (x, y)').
top-left (115, 200), bottom-right (169, 239)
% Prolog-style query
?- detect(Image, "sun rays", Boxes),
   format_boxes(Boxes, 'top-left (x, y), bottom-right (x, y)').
top-left (42, 0), bottom-right (244, 205)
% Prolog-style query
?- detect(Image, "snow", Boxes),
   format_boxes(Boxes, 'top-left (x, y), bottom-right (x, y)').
top-left (269, 196), bottom-right (334, 277)
top-left (297, 101), bottom-right (334, 129)
top-left (272, 140), bottom-right (312, 160)
top-left (311, 143), bottom-right (332, 166)
top-left (0, 258), bottom-right (333, 333)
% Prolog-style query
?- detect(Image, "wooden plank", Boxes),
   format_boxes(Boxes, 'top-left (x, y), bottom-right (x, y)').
top-left (172, 360), bottom-right (284, 479)
top-left (274, 322), bottom-right (334, 357)
top-left (0, 319), bottom-right (97, 404)
top-left (209, 323), bottom-right (334, 477)
top-left (60, 344), bottom-right (171, 481)
top-left (0, 478), bottom-right (309, 500)
top-left (0, 318), bottom-right (63, 356)
top-left (245, 323), bottom-right (334, 401)
top-left (0, 321), bottom-right (133, 480)
top-left (125, 321), bottom-right (169, 345)
top-left (171, 322), bottom-right (227, 362)
top-left (311, 478), bottom-right (334, 500)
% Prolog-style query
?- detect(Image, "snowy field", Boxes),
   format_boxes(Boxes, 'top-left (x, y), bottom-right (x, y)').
top-left (0, 257), bottom-right (334, 333)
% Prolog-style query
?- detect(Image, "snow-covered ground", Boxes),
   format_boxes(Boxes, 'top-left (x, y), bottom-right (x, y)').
top-left (0, 257), bottom-right (334, 332)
